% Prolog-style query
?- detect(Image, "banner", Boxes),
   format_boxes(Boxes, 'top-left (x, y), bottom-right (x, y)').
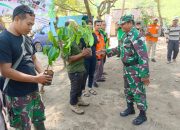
top-left (105, 14), bottom-right (112, 38)
top-left (0, 0), bottom-right (51, 31)
top-left (0, 0), bottom-right (50, 16)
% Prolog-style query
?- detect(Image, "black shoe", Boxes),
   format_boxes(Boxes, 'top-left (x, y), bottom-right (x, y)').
top-left (93, 82), bottom-right (99, 87)
top-left (151, 58), bottom-right (156, 62)
top-left (120, 103), bottom-right (135, 117)
top-left (120, 108), bottom-right (135, 117)
top-left (33, 123), bottom-right (46, 130)
top-left (132, 110), bottom-right (147, 125)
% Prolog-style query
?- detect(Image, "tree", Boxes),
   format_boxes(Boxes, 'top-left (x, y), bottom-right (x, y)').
top-left (154, 0), bottom-right (163, 26)
top-left (121, 0), bottom-right (125, 16)
top-left (54, 0), bottom-right (87, 16)
top-left (89, 0), bottom-right (118, 19)
top-left (84, 0), bottom-right (92, 20)
top-left (54, 0), bottom-right (118, 20)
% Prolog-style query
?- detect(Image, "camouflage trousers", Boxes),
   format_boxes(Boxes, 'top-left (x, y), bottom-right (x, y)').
top-left (124, 67), bottom-right (148, 111)
top-left (5, 91), bottom-right (45, 130)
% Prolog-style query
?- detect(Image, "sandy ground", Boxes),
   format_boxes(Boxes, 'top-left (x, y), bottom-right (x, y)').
top-left (36, 37), bottom-right (180, 130)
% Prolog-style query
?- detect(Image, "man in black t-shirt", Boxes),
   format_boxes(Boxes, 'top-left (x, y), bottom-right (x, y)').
top-left (0, 5), bottom-right (52, 130)
top-left (81, 20), bottom-right (98, 96)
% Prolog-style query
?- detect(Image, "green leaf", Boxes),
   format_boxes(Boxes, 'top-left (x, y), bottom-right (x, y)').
top-left (82, 20), bottom-right (87, 26)
top-left (63, 46), bottom-right (69, 55)
top-left (54, 48), bottom-right (60, 59)
top-left (43, 46), bottom-right (48, 55)
top-left (62, 27), bottom-right (68, 41)
top-left (57, 28), bottom-right (63, 41)
top-left (63, 41), bottom-right (71, 55)
top-left (89, 34), bottom-right (94, 47)
top-left (70, 34), bottom-right (76, 43)
top-left (84, 34), bottom-right (88, 45)
top-left (48, 46), bottom-right (57, 65)
top-left (43, 45), bottom-right (51, 55)
top-left (48, 31), bottom-right (54, 42)
top-left (76, 33), bottom-right (81, 45)
top-left (48, 31), bottom-right (58, 48)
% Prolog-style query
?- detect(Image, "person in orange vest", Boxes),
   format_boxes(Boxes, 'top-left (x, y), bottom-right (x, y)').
top-left (146, 18), bottom-right (161, 62)
top-left (93, 20), bottom-right (106, 87)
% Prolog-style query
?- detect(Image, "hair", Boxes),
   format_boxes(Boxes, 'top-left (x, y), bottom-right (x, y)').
top-left (94, 20), bottom-right (102, 26)
top-left (65, 20), bottom-right (78, 31)
top-left (101, 20), bottom-right (105, 23)
top-left (87, 19), bottom-right (93, 24)
top-left (12, 5), bottom-right (35, 21)
top-left (65, 21), bottom-right (70, 27)
top-left (127, 20), bottom-right (135, 25)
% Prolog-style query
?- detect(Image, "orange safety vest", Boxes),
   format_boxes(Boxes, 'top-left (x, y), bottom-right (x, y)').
top-left (95, 31), bottom-right (105, 59)
top-left (146, 24), bottom-right (160, 42)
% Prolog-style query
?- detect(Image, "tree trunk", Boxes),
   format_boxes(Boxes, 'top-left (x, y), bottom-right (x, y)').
top-left (156, 0), bottom-right (163, 26)
top-left (121, 0), bottom-right (125, 16)
top-left (107, 1), bottom-right (111, 14)
top-left (83, 0), bottom-right (92, 20)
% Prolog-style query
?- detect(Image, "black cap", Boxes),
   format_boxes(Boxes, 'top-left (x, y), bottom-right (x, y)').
top-left (13, 5), bottom-right (34, 20)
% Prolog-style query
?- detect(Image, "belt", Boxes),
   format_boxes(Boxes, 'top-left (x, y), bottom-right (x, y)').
top-left (123, 60), bottom-right (138, 67)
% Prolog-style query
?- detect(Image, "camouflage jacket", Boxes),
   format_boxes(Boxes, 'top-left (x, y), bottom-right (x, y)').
top-left (107, 27), bottom-right (149, 78)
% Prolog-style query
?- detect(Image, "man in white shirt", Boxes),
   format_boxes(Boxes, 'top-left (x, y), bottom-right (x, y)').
top-left (165, 17), bottom-right (180, 63)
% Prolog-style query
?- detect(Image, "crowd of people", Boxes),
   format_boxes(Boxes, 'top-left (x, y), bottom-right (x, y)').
top-left (0, 4), bottom-right (179, 130)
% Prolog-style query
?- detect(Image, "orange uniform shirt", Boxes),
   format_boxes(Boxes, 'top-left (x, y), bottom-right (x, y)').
top-left (146, 24), bottom-right (160, 42)
top-left (95, 31), bottom-right (105, 59)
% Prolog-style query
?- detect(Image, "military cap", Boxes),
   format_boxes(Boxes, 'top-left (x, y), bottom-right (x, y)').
top-left (118, 14), bottom-right (134, 25)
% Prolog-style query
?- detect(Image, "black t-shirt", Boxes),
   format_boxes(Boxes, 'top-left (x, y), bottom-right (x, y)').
top-left (80, 33), bottom-right (98, 58)
top-left (0, 30), bottom-right (38, 97)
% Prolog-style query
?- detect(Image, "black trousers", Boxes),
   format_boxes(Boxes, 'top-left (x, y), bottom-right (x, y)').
top-left (68, 72), bottom-right (86, 105)
top-left (84, 57), bottom-right (97, 88)
top-left (167, 40), bottom-right (179, 61)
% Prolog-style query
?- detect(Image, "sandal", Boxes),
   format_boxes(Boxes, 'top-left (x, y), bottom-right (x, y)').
top-left (89, 88), bottom-right (97, 95)
top-left (82, 90), bottom-right (90, 97)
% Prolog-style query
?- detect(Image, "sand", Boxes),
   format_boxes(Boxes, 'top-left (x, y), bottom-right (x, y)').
top-left (36, 37), bottom-right (180, 130)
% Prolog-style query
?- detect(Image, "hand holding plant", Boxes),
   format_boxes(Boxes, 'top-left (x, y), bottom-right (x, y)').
top-left (35, 73), bottom-right (53, 85)
top-left (82, 48), bottom-right (92, 57)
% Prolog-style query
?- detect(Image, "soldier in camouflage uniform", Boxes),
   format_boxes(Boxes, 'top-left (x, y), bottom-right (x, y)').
top-left (106, 15), bottom-right (150, 125)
